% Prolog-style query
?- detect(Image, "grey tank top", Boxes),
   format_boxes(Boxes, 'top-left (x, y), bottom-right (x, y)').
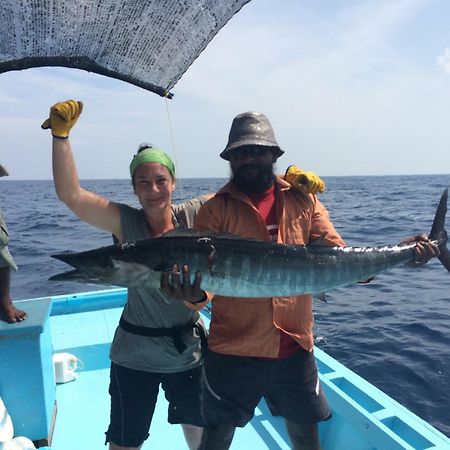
top-left (109, 195), bottom-right (209, 373)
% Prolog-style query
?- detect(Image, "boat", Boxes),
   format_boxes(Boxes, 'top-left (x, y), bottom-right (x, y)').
top-left (1, 288), bottom-right (449, 449)
top-left (1, 1), bottom-right (448, 448)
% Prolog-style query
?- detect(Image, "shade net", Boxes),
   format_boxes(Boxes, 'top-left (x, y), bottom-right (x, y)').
top-left (0, 0), bottom-right (251, 97)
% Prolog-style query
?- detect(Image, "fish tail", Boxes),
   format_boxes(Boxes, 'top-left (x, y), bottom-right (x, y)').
top-left (50, 269), bottom-right (90, 282)
top-left (429, 188), bottom-right (450, 271)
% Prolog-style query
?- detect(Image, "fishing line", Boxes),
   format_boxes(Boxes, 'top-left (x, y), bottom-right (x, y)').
top-left (164, 96), bottom-right (184, 195)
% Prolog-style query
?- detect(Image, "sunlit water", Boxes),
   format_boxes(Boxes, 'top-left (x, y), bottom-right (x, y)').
top-left (1, 174), bottom-right (449, 437)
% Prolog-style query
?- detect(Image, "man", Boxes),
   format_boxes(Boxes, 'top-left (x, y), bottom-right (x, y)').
top-left (0, 164), bottom-right (27, 323)
top-left (166, 112), bottom-right (439, 450)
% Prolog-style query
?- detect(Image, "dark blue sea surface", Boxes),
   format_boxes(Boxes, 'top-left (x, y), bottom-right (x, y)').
top-left (1, 175), bottom-right (449, 437)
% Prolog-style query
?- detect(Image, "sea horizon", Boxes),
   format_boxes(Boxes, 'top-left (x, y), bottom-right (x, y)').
top-left (1, 172), bottom-right (450, 182)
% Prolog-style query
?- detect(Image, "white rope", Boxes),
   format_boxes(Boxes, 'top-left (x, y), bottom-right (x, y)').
top-left (164, 97), bottom-right (183, 191)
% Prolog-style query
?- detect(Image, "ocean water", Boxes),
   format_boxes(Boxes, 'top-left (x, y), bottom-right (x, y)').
top-left (1, 175), bottom-right (449, 438)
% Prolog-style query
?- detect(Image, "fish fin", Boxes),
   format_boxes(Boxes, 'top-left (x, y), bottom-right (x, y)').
top-left (160, 228), bottom-right (223, 238)
top-left (160, 228), bottom-right (263, 242)
top-left (357, 276), bottom-right (375, 284)
top-left (438, 246), bottom-right (450, 271)
top-left (51, 250), bottom-right (75, 262)
top-left (49, 269), bottom-right (98, 283)
top-left (429, 188), bottom-right (450, 272)
top-left (314, 292), bottom-right (327, 303)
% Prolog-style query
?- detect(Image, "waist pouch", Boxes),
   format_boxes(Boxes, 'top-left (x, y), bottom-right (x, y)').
top-left (119, 314), bottom-right (208, 355)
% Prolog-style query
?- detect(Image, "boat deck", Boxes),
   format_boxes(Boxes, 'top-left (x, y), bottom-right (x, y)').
top-left (49, 306), bottom-right (291, 450)
top-left (2, 289), bottom-right (449, 450)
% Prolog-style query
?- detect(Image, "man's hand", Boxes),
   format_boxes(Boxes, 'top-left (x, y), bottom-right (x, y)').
top-left (41, 100), bottom-right (83, 139)
top-left (160, 264), bottom-right (206, 303)
top-left (285, 165), bottom-right (325, 194)
top-left (400, 233), bottom-right (440, 266)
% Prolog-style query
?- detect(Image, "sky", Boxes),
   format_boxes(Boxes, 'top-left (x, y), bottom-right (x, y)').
top-left (1, 0), bottom-right (450, 180)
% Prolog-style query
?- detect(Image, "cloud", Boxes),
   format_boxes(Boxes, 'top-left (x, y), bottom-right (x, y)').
top-left (437, 48), bottom-right (450, 75)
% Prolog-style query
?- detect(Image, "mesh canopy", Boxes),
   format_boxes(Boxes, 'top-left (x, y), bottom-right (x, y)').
top-left (0, 0), bottom-right (251, 97)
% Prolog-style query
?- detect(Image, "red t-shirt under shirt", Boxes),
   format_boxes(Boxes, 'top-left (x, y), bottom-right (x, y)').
top-left (247, 186), bottom-right (302, 359)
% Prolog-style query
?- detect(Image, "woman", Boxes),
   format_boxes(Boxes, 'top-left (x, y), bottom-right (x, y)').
top-left (43, 100), bottom-right (208, 450)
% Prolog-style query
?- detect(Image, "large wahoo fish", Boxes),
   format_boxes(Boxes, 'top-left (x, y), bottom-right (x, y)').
top-left (51, 189), bottom-right (450, 297)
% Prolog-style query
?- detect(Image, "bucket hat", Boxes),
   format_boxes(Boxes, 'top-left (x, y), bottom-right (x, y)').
top-left (220, 112), bottom-right (284, 160)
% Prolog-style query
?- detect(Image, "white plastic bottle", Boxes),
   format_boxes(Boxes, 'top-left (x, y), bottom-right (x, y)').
top-left (0, 397), bottom-right (13, 444)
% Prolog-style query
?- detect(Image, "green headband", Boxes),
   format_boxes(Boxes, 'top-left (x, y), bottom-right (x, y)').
top-left (129, 147), bottom-right (176, 178)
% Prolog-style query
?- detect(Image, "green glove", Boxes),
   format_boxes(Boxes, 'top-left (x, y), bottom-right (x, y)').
top-left (41, 100), bottom-right (83, 139)
top-left (284, 165), bottom-right (325, 194)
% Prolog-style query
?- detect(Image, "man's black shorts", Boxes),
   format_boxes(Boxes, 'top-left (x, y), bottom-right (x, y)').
top-left (201, 349), bottom-right (330, 428)
top-left (105, 362), bottom-right (204, 447)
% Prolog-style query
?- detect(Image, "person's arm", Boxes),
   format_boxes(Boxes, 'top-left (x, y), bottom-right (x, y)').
top-left (309, 197), bottom-right (346, 247)
top-left (43, 100), bottom-right (123, 242)
top-left (52, 138), bottom-right (122, 240)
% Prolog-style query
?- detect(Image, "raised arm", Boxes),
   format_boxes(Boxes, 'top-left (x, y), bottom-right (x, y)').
top-left (43, 100), bottom-right (123, 242)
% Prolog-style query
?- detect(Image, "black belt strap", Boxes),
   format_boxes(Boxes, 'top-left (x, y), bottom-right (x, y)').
top-left (119, 315), bottom-right (207, 354)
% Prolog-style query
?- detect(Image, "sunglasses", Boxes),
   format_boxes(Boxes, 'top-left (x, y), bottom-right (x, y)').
top-left (231, 146), bottom-right (269, 159)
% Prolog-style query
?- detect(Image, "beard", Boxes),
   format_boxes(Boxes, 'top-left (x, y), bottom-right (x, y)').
top-left (231, 162), bottom-right (275, 193)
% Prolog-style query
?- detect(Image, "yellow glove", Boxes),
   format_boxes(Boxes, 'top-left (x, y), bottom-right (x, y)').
top-left (284, 165), bottom-right (325, 194)
top-left (41, 100), bottom-right (83, 138)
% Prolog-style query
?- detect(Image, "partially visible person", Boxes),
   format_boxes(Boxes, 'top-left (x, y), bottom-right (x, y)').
top-left (163, 111), bottom-right (440, 450)
top-left (0, 164), bottom-right (27, 324)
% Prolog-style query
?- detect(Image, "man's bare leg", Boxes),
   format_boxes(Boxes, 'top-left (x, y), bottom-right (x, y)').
top-left (285, 420), bottom-right (321, 450)
top-left (0, 267), bottom-right (27, 323)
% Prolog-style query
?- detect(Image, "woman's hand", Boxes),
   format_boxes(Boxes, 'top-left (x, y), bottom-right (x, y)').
top-left (160, 264), bottom-right (206, 303)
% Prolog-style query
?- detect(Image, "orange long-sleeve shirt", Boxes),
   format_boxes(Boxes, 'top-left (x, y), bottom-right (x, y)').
top-left (194, 176), bottom-right (345, 357)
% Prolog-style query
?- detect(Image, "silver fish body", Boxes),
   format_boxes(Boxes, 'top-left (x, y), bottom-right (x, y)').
top-left (51, 189), bottom-right (450, 297)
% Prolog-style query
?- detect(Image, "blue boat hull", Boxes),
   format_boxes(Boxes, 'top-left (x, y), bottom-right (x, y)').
top-left (1, 288), bottom-right (448, 449)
